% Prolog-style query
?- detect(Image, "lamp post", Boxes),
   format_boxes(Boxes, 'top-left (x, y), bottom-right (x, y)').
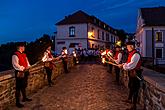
top-left (152, 27), bottom-right (155, 67)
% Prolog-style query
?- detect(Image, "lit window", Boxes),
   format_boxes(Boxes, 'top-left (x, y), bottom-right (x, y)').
top-left (156, 31), bottom-right (163, 42)
top-left (69, 26), bottom-right (75, 37)
top-left (92, 27), bottom-right (95, 37)
top-left (104, 24), bottom-right (106, 29)
top-left (156, 48), bottom-right (163, 59)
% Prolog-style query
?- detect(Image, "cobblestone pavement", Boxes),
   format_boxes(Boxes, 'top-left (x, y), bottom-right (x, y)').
top-left (9, 64), bottom-right (140, 110)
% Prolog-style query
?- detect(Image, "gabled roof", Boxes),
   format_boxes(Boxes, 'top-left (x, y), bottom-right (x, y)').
top-left (56, 10), bottom-right (117, 35)
top-left (140, 6), bottom-right (165, 26)
top-left (56, 10), bottom-right (91, 25)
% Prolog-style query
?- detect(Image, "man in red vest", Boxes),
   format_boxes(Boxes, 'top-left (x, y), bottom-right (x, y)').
top-left (12, 42), bottom-right (32, 108)
top-left (118, 41), bottom-right (142, 110)
top-left (111, 45), bottom-right (122, 84)
top-left (42, 44), bottom-right (59, 86)
top-left (61, 47), bottom-right (69, 73)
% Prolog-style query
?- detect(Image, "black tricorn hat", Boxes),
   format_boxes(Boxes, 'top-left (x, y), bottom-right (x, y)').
top-left (17, 42), bottom-right (26, 47)
top-left (126, 41), bottom-right (135, 46)
top-left (115, 45), bottom-right (121, 48)
top-left (62, 47), bottom-right (67, 50)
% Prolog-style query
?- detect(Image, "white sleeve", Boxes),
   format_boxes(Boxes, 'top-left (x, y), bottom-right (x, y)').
top-left (26, 58), bottom-right (31, 67)
top-left (12, 55), bottom-right (25, 71)
top-left (114, 53), bottom-right (122, 64)
top-left (123, 53), bottom-right (140, 70)
top-left (42, 52), bottom-right (47, 62)
top-left (47, 57), bottom-right (53, 61)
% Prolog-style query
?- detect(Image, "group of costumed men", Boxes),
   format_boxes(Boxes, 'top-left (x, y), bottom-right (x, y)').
top-left (101, 40), bottom-right (143, 110)
top-left (12, 42), bottom-right (68, 108)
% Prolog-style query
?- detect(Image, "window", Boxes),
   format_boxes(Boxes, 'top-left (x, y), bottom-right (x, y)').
top-left (92, 27), bottom-right (95, 37)
top-left (104, 24), bottom-right (106, 29)
top-left (102, 32), bottom-right (104, 40)
top-left (156, 48), bottom-right (163, 59)
top-left (92, 44), bottom-right (94, 48)
top-left (111, 36), bottom-right (113, 43)
top-left (106, 33), bottom-right (109, 41)
top-left (94, 19), bottom-right (96, 24)
top-left (99, 21), bottom-right (101, 26)
top-left (98, 30), bottom-right (100, 39)
top-left (69, 26), bottom-right (75, 37)
top-left (57, 41), bottom-right (65, 44)
top-left (156, 31), bottom-right (163, 42)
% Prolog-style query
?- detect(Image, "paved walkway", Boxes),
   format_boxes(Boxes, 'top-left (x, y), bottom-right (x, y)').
top-left (9, 64), bottom-right (134, 110)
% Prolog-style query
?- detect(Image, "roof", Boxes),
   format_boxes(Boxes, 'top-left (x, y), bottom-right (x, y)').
top-left (56, 10), bottom-right (91, 25)
top-left (56, 10), bottom-right (117, 35)
top-left (140, 6), bottom-right (165, 26)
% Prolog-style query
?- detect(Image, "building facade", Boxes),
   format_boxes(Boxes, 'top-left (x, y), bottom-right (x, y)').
top-left (55, 10), bottom-right (118, 53)
top-left (136, 7), bottom-right (165, 64)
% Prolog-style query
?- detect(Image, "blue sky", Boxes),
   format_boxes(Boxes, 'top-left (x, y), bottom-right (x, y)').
top-left (0, 0), bottom-right (165, 44)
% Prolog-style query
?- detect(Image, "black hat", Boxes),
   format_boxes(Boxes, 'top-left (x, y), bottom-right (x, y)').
top-left (115, 45), bottom-right (121, 48)
top-left (126, 41), bottom-right (135, 46)
top-left (17, 42), bottom-right (25, 47)
top-left (62, 47), bottom-right (67, 50)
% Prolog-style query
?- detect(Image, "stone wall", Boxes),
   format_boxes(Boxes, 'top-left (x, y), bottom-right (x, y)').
top-left (119, 67), bottom-right (165, 110)
top-left (0, 57), bottom-right (74, 109)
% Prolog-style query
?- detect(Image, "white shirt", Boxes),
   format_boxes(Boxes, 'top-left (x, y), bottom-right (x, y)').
top-left (42, 50), bottom-right (53, 62)
top-left (61, 50), bottom-right (67, 58)
top-left (123, 53), bottom-right (140, 70)
top-left (114, 53), bottom-right (122, 64)
top-left (12, 55), bottom-right (30, 71)
top-left (83, 50), bottom-right (88, 57)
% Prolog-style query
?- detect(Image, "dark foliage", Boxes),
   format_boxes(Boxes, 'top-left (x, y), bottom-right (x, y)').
top-left (0, 34), bottom-right (52, 72)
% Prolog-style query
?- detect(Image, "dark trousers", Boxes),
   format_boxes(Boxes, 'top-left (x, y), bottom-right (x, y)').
top-left (15, 71), bottom-right (29, 104)
top-left (45, 67), bottom-right (52, 85)
top-left (128, 76), bottom-right (140, 106)
top-left (73, 57), bottom-right (76, 65)
top-left (108, 64), bottom-right (112, 73)
top-left (115, 66), bottom-right (120, 83)
top-left (63, 60), bottom-right (68, 73)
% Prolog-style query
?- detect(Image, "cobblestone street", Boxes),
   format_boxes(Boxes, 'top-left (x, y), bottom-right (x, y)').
top-left (9, 63), bottom-right (133, 110)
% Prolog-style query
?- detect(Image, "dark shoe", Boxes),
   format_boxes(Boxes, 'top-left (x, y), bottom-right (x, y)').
top-left (48, 84), bottom-right (52, 87)
top-left (16, 103), bottom-right (24, 108)
top-left (126, 105), bottom-right (136, 110)
top-left (51, 82), bottom-right (54, 85)
top-left (22, 98), bottom-right (32, 102)
top-left (122, 99), bottom-right (132, 104)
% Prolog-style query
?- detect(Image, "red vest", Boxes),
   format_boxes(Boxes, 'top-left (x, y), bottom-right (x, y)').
top-left (15, 51), bottom-right (28, 68)
top-left (126, 49), bottom-right (141, 70)
top-left (47, 51), bottom-right (54, 69)
top-left (114, 51), bottom-right (119, 60)
top-left (47, 51), bottom-right (53, 59)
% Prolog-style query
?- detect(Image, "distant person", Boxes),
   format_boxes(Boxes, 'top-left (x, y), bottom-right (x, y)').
top-left (110, 46), bottom-right (122, 84)
top-left (42, 45), bottom-right (59, 87)
top-left (12, 42), bottom-right (32, 108)
top-left (61, 47), bottom-right (69, 73)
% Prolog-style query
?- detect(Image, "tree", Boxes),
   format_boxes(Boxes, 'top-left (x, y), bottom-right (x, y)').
top-left (0, 34), bottom-right (52, 71)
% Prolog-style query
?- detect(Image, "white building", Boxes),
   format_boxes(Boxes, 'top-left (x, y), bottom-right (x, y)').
top-left (55, 10), bottom-right (119, 53)
top-left (136, 7), bottom-right (165, 64)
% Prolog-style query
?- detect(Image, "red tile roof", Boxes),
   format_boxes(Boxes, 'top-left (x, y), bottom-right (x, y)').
top-left (141, 6), bottom-right (165, 26)
top-left (56, 10), bottom-right (117, 34)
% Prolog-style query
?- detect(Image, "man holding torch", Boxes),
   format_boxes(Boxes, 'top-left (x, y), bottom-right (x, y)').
top-left (118, 41), bottom-right (142, 110)
top-left (42, 44), bottom-right (60, 87)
